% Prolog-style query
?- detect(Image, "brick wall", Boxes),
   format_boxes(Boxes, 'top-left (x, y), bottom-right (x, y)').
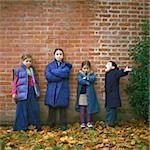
top-left (0, 0), bottom-right (149, 124)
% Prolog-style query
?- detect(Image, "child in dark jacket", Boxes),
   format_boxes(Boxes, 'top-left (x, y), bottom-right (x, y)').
top-left (75, 61), bottom-right (100, 128)
top-left (105, 61), bottom-right (132, 127)
top-left (12, 53), bottom-right (41, 131)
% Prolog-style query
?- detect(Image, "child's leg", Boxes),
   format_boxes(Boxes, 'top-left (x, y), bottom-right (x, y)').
top-left (27, 87), bottom-right (41, 129)
top-left (86, 107), bottom-right (92, 123)
top-left (85, 107), bottom-right (93, 128)
top-left (59, 107), bottom-right (67, 128)
top-left (80, 105), bottom-right (86, 124)
top-left (113, 108), bottom-right (117, 125)
top-left (13, 101), bottom-right (28, 131)
top-left (105, 107), bottom-right (117, 126)
top-left (47, 106), bottom-right (57, 127)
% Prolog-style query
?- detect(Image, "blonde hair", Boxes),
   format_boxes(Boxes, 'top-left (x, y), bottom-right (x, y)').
top-left (21, 53), bottom-right (32, 61)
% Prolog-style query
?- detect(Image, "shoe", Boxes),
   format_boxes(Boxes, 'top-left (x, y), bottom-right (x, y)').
top-left (105, 123), bottom-right (115, 128)
top-left (37, 127), bottom-right (42, 132)
top-left (80, 123), bottom-right (86, 128)
top-left (87, 122), bottom-right (93, 128)
top-left (105, 121), bottom-right (115, 127)
top-left (49, 123), bottom-right (55, 128)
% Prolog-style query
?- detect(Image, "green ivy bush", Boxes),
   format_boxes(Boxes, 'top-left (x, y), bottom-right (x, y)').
top-left (126, 19), bottom-right (149, 121)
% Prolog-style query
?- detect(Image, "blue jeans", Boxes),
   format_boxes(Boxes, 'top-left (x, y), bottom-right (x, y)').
top-left (105, 107), bottom-right (117, 126)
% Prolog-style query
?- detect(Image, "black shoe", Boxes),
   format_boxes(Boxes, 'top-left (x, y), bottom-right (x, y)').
top-left (37, 127), bottom-right (42, 131)
top-left (49, 123), bottom-right (55, 128)
top-left (13, 128), bottom-right (28, 132)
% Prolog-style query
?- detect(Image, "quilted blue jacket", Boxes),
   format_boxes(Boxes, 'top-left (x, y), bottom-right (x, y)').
top-left (12, 64), bottom-right (40, 101)
top-left (44, 59), bottom-right (72, 107)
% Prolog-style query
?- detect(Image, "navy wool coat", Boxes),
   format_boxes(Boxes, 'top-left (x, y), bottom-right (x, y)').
top-left (44, 60), bottom-right (72, 107)
top-left (105, 68), bottom-right (128, 108)
top-left (75, 71), bottom-right (100, 114)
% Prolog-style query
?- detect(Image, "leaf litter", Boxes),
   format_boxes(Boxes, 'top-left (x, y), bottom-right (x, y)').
top-left (0, 120), bottom-right (149, 150)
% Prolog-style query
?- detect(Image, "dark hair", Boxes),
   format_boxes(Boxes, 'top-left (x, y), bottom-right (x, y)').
top-left (54, 48), bottom-right (64, 55)
top-left (21, 53), bottom-right (32, 60)
top-left (109, 61), bottom-right (117, 68)
top-left (81, 60), bottom-right (91, 68)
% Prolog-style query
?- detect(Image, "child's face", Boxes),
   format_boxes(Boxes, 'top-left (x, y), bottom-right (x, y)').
top-left (22, 58), bottom-right (32, 68)
top-left (54, 50), bottom-right (64, 61)
top-left (82, 65), bottom-right (90, 74)
top-left (105, 62), bottom-right (114, 71)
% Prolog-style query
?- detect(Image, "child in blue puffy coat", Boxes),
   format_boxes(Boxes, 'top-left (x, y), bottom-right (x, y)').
top-left (44, 48), bottom-right (72, 130)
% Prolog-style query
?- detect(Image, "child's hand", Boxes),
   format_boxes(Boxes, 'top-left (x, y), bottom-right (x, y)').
top-left (124, 66), bottom-right (132, 72)
top-left (83, 76), bottom-right (87, 80)
top-left (12, 94), bottom-right (16, 100)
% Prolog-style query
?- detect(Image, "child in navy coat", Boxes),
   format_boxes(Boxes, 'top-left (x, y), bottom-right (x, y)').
top-left (105, 61), bottom-right (132, 127)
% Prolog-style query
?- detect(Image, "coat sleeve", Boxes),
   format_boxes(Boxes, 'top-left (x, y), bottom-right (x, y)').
top-left (77, 73), bottom-right (90, 85)
top-left (117, 69), bottom-right (128, 78)
top-left (12, 75), bottom-right (18, 94)
top-left (86, 73), bottom-right (96, 83)
top-left (51, 67), bottom-right (70, 78)
top-left (44, 64), bottom-right (62, 82)
top-left (51, 63), bottom-right (72, 78)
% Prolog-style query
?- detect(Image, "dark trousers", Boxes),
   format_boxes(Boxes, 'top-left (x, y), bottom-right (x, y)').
top-left (105, 107), bottom-right (117, 126)
top-left (13, 87), bottom-right (41, 131)
top-left (47, 106), bottom-right (67, 127)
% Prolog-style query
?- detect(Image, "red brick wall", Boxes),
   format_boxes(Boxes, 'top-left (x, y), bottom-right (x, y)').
top-left (0, 0), bottom-right (149, 124)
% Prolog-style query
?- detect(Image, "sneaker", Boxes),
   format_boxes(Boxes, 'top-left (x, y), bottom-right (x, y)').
top-left (80, 123), bottom-right (86, 128)
top-left (87, 122), bottom-right (93, 128)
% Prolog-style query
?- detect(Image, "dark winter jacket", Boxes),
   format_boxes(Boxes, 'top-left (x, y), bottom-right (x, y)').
top-left (75, 71), bottom-right (100, 114)
top-left (12, 64), bottom-right (40, 101)
top-left (44, 59), bottom-right (72, 107)
top-left (105, 68), bottom-right (128, 108)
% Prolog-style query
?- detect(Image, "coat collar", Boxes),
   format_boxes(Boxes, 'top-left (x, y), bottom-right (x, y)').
top-left (106, 68), bottom-right (119, 74)
top-left (20, 64), bottom-right (33, 70)
top-left (79, 70), bottom-right (93, 75)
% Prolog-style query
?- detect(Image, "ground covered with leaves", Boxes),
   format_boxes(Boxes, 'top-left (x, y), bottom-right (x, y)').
top-left (0, 120), bottom-right (149, 150)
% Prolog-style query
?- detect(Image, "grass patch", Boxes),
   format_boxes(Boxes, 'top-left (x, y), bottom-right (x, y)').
top-left (0, 133), bottom-right (12, 140)
top-left (71, 145), bottom-right (82, 150)
top-left (0, 141), bottom-right (7, 150)
top-left (16, 133), bottom-right (29, 142)
top-left (33, 144), bottom-right (45, 150)
top-left (50, 145), bottom-right (63, 150)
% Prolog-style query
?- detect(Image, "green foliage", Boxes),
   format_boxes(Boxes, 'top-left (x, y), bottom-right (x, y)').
top-left (0, 141), bottom-right (6, 150)
top-left (51, 146), bottom-right (63, 150)
top-left (33, 144), bottom-right (45, 150)
top-left (126, 19), bottom-right (149, 120)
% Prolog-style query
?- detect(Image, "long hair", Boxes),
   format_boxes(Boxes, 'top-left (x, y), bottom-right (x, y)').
top-left (81, 60), bottom-right (91, 68)
top-left (54, 48), bottom-right (64, 55)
